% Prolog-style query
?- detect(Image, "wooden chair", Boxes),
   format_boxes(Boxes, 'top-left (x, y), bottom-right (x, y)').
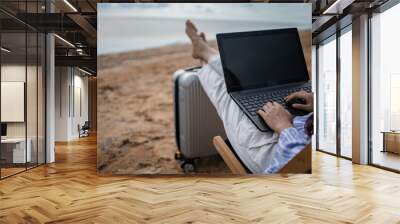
top-left (213, 136), bottom-right (311, 174)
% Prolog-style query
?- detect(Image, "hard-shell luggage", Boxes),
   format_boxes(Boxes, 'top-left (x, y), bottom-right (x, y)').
top-left (173, 67), bottom-right (226, 173)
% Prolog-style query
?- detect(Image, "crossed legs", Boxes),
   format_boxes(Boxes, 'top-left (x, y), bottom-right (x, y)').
top-left (185, 20), bottom-right (279, 173)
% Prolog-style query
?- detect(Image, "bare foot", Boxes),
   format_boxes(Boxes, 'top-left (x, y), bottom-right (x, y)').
top-left (185, 20), bottom-right (217, 63)
top-left (200, 32), bottom-right (206, 42)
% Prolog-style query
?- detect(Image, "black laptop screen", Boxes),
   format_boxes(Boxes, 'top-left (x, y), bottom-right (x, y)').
top-left (217, 28), bottom-right (309, 92)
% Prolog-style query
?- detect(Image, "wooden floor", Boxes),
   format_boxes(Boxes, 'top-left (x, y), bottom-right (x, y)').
top-left (1, 167), bottom-right (26, 178)
top-left (1, 135), bottom-right (400, 223)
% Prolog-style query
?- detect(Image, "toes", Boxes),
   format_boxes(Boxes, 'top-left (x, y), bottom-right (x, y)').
top-left (186, 20), bottom-right (198, 32)
top-left (186, 20), bottom-right (203, 43)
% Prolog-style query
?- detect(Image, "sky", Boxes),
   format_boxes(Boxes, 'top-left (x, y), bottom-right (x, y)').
top-left (98, 3), bottom-right (310, 26)
top-left (97, 3), bottom-right (311, 55)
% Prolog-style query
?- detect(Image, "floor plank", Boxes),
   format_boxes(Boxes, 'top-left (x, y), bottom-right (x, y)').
top-left (0, 134), bottom-right (400, 223)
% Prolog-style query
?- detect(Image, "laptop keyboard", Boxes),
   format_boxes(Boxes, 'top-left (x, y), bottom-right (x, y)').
top-left (237, 86), bottom-right (311, 116)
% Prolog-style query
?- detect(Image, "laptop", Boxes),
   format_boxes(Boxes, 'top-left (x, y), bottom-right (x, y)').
top-left (216, 28), bottom-right (311, 132)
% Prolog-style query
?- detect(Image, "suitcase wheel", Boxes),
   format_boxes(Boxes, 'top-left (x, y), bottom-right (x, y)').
top-left (181, 161), bottom-right (195, 174)
top-left (174, 151), bottom-right (182, 160)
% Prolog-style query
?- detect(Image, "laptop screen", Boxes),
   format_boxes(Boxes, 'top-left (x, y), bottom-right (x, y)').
top-left (217, 28), bottom-right (309, 92)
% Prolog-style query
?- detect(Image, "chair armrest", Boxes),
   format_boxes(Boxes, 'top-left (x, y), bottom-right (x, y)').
top-left (213, 136), bottom-right (248, 175)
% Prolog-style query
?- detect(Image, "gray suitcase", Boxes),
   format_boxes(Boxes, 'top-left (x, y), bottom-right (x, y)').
top-left (173, 67), bottom-right (226, 172)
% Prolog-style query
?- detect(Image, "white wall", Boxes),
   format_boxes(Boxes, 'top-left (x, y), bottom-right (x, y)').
top-left (1, 65), bottom-right (36, 138)
top-left (55, 67), bottom-right (89, 141)
top-left (69, 73), bottom-right (89, 139)
top-left (55, 66), bottom-right (70, 141)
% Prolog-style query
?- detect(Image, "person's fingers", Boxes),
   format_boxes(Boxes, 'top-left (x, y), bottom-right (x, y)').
top-left (294, 91), bottom-right (307, 100)
top-left (258, 110), bottom-right (269, 121)
top-left (285, 92), bottom-right (297, 101)
top-left (284, 93), bottom-right (293, 101)
top-left (272, 101), bottom-right (283, 108)
top-left (258, 109), bottom-right (266, 117)
top-left (268, 102), bottom-right (279, 112)
top-left (270, 102), bottom-right (278, 110)
top-left (285, 91), bottom-right (306, 101)
top-left (292, 103), bottom-right (309, 110)
top-left (263, 103), bottom-right (272, 111)
top-left (262, 104), bottom-right (268, 112)
top-left (285, 93), bottom-right (297, 101)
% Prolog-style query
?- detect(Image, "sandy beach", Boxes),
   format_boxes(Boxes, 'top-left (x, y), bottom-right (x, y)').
top-left (97, 42), bottom-right (229, 174)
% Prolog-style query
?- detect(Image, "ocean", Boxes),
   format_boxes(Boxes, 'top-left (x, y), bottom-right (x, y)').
top-left (98, 16), bottom-right (306, 55)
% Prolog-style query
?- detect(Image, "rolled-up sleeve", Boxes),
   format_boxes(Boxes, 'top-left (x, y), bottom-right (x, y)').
top-left (264, 114), bottom-right (312, 174)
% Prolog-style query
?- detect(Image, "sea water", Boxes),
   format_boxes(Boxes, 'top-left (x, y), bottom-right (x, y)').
top-left (98, 16), bottom-right (303, 55)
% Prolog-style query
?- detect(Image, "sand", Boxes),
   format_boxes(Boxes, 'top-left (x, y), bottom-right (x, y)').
top-left (97, 43), bottom-right (229, 175)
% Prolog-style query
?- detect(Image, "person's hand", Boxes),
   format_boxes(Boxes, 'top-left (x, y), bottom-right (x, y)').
top-left (258, 102), bottom-right (293, 134)
top-left (285, 90), bottom-right (314, 112)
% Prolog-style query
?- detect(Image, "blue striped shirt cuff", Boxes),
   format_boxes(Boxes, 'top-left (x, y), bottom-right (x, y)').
top-left (265, 126), bottom-right (311, 174)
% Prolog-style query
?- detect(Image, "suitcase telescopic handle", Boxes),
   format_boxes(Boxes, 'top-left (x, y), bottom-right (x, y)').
top-left (185, 66), bottom-right (202, 72)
